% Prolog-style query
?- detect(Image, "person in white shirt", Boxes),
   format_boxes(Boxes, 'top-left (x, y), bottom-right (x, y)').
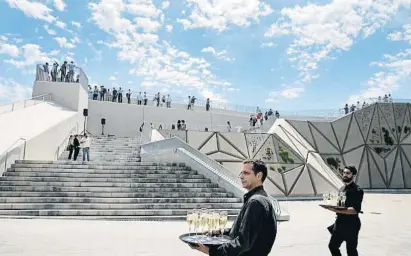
top-left (143, 92), bottom-right (148, 105)
top-left (106, 89), bottom-right (112, 102)
top-left (68, 61), bottom-right (75, 82)
top-left (356, 101), bottom-right (360, 111)
top-left (388, 94), bottom-right (393, 103)
top-left (118, 87), bottom-right (123, 103)
top-left (166, 94), bottom-right (172, 108)
top-left (137, 92), bottom-right (143, 105)
top-left (80, 134), bottom-right (91, 162)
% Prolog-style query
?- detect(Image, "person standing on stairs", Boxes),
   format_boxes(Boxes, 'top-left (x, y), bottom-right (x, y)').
top-left (67, 135), bottom-right (74, 160)
top-left (73, 135), bottom-right (81, 161)
top-left (80, 134), bottom-right (91, 162)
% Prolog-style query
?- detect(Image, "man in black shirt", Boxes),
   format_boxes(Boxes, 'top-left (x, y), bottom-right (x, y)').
top-left (327, 166), bottom-right (364, 256)
top-left (190, 160), bottom-right (277, 256)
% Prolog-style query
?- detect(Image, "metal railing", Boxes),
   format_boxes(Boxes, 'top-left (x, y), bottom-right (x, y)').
top-left (0, 93), bottom-right (52, 115)
top-left (140, 136), bottom-right (284, 219)
top-left (0, 138), bottom-right (27, 175)
top-left (36, 64), bottom-right (89, 91)
top-left (55, 126), bottom-right (79, 160)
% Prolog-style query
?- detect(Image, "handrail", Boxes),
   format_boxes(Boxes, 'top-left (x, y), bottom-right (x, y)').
top-left (0, 138), bottom-right (27, 174)
top-left (140, 135), bottom-right (283, 219)
top-left (0, 93), bottom-right (52, 115)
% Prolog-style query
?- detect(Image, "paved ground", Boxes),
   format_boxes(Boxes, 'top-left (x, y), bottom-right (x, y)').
top-left (0, 194), bottom-right (409, 256)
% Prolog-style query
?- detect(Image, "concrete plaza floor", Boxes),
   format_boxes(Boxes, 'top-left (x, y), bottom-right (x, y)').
top-left (0, 194), bottom-right (409, 256)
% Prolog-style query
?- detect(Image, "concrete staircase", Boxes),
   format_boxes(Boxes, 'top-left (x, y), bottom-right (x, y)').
top-left (0, 136), bottom-right (242, 220)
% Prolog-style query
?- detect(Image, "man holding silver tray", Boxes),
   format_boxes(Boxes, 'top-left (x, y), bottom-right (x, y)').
top-left (324, 166), bottom-right (364, 256)
top-left (189, 160), bottom-right (277, 256)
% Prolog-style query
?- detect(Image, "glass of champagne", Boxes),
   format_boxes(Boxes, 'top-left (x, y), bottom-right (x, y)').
top-left (219, 211), bottom-right (228, 237)
top-left (193, 210), bottom-right (200, 235)
top-left (322, 193), bottom-right (328, 205)
top-left (340, 192), bottom-right (347, 207)
top-left (213, 211), bottom-right (220, 232)
top-left (200, 209), bottom-right (209, 234)
top-left (187, 210), bottom-right (194, 234)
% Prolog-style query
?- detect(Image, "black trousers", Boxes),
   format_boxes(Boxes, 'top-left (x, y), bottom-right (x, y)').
top-left (68, 146), bottom-right (73, 159)
top-left (118, 93), bottom-right (123, 103)
top-left (73, 147), bottom-right (80, 161)
top-left (328, 223), bottom-right (360, 256)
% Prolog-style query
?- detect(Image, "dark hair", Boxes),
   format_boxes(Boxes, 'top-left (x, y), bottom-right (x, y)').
top-left (344, 166), bottom-right (357, 175)
top-left (243, 159), bottom-right (267, 182)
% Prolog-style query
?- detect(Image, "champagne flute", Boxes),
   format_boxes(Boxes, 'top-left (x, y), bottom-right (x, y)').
top-left (322, 193), bottom-right (328, 205)
top-left (200, 209), bottom-right (208, 234)
top-left (187, 210), bottom-right (194, 234)
top-left (193, 210), bottom-right (200, 235)
top-left (219, 211), bottom-right (228, 237)
top-left (341, 192), bottom-right (347, 207)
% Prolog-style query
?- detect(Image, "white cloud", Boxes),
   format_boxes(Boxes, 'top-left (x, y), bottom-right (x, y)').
top-left (44, 24), bottom-right (56, 35)
top-left (134, 17), bottom-right (161, 33)
top-left (0, 77), bottom-right (32, 103)
top-left (267, 87), bottom-right (305, 100)
top-left (53, 0), bottom-right (66, 11)
top-left (227, 87), bottom-right (239, 92)
top-left (6, 0), bottom-right (56, 23)
top-left (54, 37), bottom-right (75, 49)
top-left (387, 24), bottom-right (411, 42)
top-left (165, 25), bottom-right (173, 32)
top-left (0, 43), bottom-right (19, 57)
top-left (4, 44), bottom-right (58, 68)
top-left (178, 0), bottom-right (273, 32)
top-left (161, 1), bottom-right (170, 9)
top-left (71, 21), bottom-right (82, 28)
top-left (201, 46), bottom-right (233, 61)
top-left (265, 0), bottom-right (411, 98)
top-left (55, 20), bottom-right (66, 29)
top-left (261, 42), bottom-right (276, 48)
top-left (109, 75), bottom-right (117, 81)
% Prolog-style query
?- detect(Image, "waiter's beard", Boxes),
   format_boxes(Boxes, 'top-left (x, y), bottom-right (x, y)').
top-left (342, 176), bottom-right (353, 183)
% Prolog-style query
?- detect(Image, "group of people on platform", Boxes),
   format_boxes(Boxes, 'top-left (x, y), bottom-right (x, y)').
top-left (67, 134), bottom-right (91, 162)
top-left (42, 61), bottom-right (79, 83)
top-left (344, 94), bottom-right (393, 114)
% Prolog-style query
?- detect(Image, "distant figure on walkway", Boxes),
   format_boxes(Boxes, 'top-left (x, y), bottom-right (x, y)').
top-left (190, 160), bottom-right (277, 256)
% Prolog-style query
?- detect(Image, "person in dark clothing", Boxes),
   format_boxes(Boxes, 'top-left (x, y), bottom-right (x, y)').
top-left (72, 135), bottom-right (81, 161)
top-left (190, 160), bottom-right (277, 256)
top-left (206, 98), bottom-right (210, 111)
top-left (67, 135), bottom-right (74, 160)
top-left (327, 166), bottom-right (364, 256)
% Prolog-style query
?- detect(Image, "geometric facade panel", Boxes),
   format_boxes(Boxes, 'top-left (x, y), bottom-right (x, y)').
top-left (354, 104), bottom-right (374, 140)
top-left (343, 117), bottom-right (364, 152)
top-left (393, 103), bottom-right (407, 141)
top-left (254, 135), bottom-right (278, 163)
top-left (286, 120), bottom-right (316, 148)
top-left (356, 153), bottom-right (370, 188)
top-left (282, 166), bottom-right (304, 195)
top-left (218, 133), bottom-right (248, 158)
top-left (342, 146), bottom-right (365, 172)
top-left (309, 166), bottom-right (341, 195)
top-left (321, 154), bottom-right (344, 177)
top-left (275, 140), bottom-right (304, 164)
top-left (388, 150), bottom-right (404, 188)
top-left (187, 131), bottom-right (214, 150)
top-left (245, 133), bottom-right (268, 158)
top-left (266, 167), bottom-right (286, 194)
top-left (330, 114), bottom-right (351, 151)
top-left (367, 109), bottom-right (382, 144)
top-left (399, 147), bottom-right (411, 188)
top-left (378, 103), bottom-right (397, 142)
top-left (377, 106), bottom-right (397, 145)
top-left (217, 134), bottom-right (247, 160)
top-left (400, 106), bottom-right (411, 141)
top-left (309, 122), bottom-right (340, 154)
top-left (385, 147), bottom-right (398, 187)
top-left (199, 133), bottom-right (218, 154)
top-left (367, 149), bottom-right (387, 188)
top-left (289, 167), bottom-right (314, 196)
top-left (208, 151), bottom-right (244, 162)
top-left (367, 146), bottom-right (388, 183)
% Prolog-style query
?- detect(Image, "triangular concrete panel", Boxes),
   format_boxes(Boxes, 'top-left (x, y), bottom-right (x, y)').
top-left (399, 146), bottom-right (411, 188)
top-left (275, 126), bottom-right (310, 158)
top-left (385, 147), bottom-right (398, 184)
top-left (378, 106), bottom-right (397, 145)
top-left (244, 133), bottom-right (269, 158)
top-left (266, 167), bottom-right (287, 194)
top-left (342, 146), bottom-right (365, 171)
top-left (343, 117), bottom-right (365, 152)
top-left (289, 166), bottom-right (315, 196)
top-left (276, 140), bottom-right (304, 164)
top-left (264, 178), bottom-right (287, 197)
top-left (282, 166), bottom-right (304, 195)
top-left (286, 120), bottom-right (316, 148)
top-left (388, 149), bottom-right (405, 188)
top-left (367, 146), bottom-right (388, 183)
top-left (309, 123), bottom-right (340, 154)
top-left (199, 133), bottom-right (218, 155)
top-left (308, 166), bottom-right (341, 194)
top-left (217, 134), bottom-right (247, 160)
top-left (321, 154), bottom-right (344, 177)
top-left (366, 108), bottom-right (382, 144)
top-left (253, 135), bottom-right (278, 163)
top-left (356, 151), bottom-right (370, 188)
top-left (218, 133), bottom-right (248, 159)
top-left (368, 144), bottom-right (396, 159)
top-left (188, 131), bottom-right (215, 150)
top-left (367, 149), bottom-right (387, 188)
top-left (354, 105), bottom-right (375, 140)
top-left (401, 131), bottom-right (411, 144)
top-left (332, 114), bottom-right (352, 151)
top-left (393, 103), bottom-right (408, 142)
top-left (207, 151), bottom-right (243, 161)
top-left (310, 121), bottom-right (340, 150)
top-left (378, 103), bottom-right (397, 141)
top-left (400, 106), bottom-right (411, 142)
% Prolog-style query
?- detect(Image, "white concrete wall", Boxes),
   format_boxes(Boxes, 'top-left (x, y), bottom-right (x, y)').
top-left (87, 100), bottom-right (252, 137)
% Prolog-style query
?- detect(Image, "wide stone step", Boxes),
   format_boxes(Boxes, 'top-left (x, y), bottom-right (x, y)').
top-left (4, 172), bottom-right (203, 179)
top-left (14, 160), bottom-right (178, 166)
top-left (11, 166), bottom-right (188, 171)
top-left (0, 191), bottom-right (234, 198)
top-left (0, 209), bottom-right (239, 216)
top-left (0, 186), bottom-right (226, 193)
top-left (0, 176), bottom-right (210, 183)
top-left (0, 202), bottom-right (243, 210)
top-left (0, 209), bottom-right (240, 216)
top-left (0, 215), bottom-right (238, 221)
top-left (9, 169), bottom-right (193, 175)
top-left (0, 197), bottom-right (242, 204)
top-left (0, 181), bottom-right (217, 188)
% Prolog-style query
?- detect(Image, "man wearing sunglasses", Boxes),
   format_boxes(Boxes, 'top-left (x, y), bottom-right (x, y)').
top-left (190, 159), bottom-right (277, 256)
top-left (327, 166), bottom-right (364, 256)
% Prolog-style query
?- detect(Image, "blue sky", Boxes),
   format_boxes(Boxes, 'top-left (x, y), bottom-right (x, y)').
top-left (0, 0), bottom-right (411, 112)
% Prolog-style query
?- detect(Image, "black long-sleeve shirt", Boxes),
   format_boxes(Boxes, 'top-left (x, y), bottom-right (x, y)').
top-left (209, 186), bottom-right (277, 256)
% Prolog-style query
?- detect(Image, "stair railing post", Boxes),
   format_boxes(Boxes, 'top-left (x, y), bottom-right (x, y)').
top-left (4, 151), bottom-right (8, 171)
